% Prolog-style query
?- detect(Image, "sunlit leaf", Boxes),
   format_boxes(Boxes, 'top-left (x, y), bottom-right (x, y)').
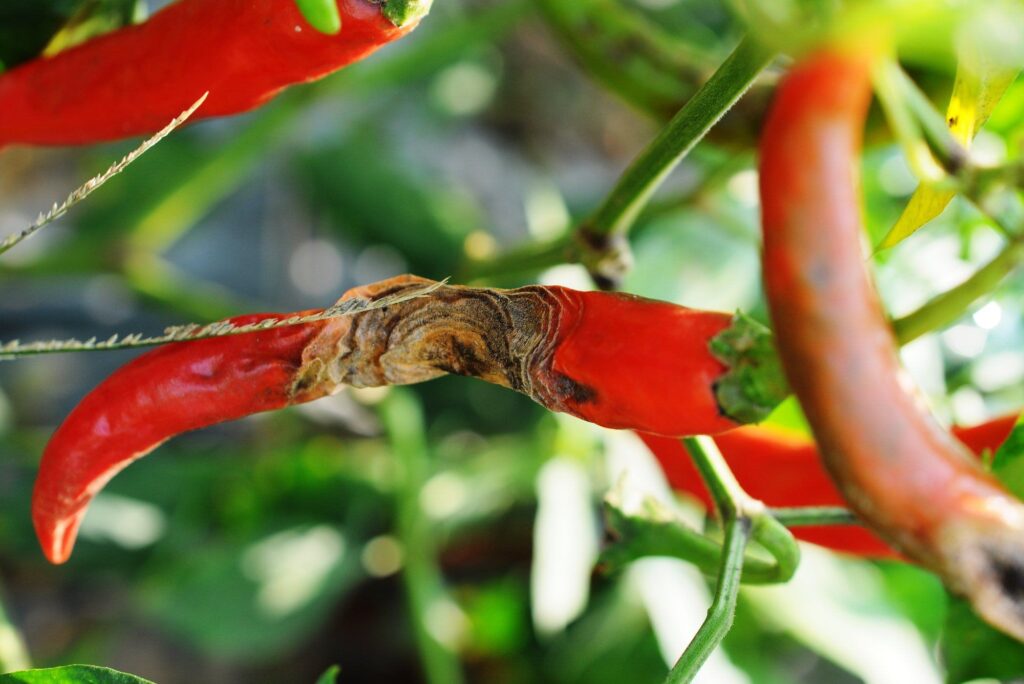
top-left (43, 0), bottom-right (144, 56)
top-left (880, 57), bottom-right (1020, 249)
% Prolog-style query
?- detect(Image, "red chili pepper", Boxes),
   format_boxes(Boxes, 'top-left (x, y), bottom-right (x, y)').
top-left (34, 276), bottom-right (779, 563)
top-left (0, 0), bottom-right (429, 147)
top-left (33, 311), bottom-right (330, 564)
top-left (761, 49), bottom-right (1024, 639)
top-left (642, 415), bottom-right (1019, 558)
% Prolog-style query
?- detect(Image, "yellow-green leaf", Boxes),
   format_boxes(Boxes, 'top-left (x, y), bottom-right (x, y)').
top-left (879, 58), bottom-right (1019, 249)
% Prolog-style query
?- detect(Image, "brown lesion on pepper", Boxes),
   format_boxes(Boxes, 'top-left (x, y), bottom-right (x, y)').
top-left (290, 275), bottom-right (598, 413)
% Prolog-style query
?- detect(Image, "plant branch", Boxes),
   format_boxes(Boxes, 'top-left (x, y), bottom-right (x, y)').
top-left (576, 35), bottom-right (774, 286)
top-left (892, 236), bottom-right (1024, 344)
top-left (600, 493), bottom-right (793, 584)
top-left (663, 516), bottom-right (749, 684)
top-left (769, 506), bottom-right (858, 527)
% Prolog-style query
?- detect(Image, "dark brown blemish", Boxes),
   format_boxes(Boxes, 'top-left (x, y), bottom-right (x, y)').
top-left (988, 551), bottom-right (1024, 605)
top-left (434, 337), bottom-right (492, 380)
top-left (550, 372), bottom-right (598, 405)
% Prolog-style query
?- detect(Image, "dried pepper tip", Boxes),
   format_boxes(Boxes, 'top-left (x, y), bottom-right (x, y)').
top-left (709, 313), bottom-right (789, 424)
top-left (378, 0), bottom-right (433, 27)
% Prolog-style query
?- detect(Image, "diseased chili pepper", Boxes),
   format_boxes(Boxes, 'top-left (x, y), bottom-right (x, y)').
top-left (33, 275), bottom-right (784, 564)
top-left (760, 48), bottom-right (1024, 639)
top-left (0, 0), bottom-right (430, 147)
top-left (642, 415), bottom-right (1019, 558)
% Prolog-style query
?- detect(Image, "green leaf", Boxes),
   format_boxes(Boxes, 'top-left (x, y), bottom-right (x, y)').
top-left (880, 56), bottom-right (1020, 249)
top-left (991, 414), bottom-right (1024, 498)
top-left (314, 665), bottom-right (341, 684)
top-left (940, 598), bottom-right (1024, 682)
top-left (758, 396), bottom-right (812, 439)
top-left (0, 665), bottom-right (155, 684)
top-left (293, 0), bottom-right (341, 35)
top-left (42, 0), bottom-right (143, 56)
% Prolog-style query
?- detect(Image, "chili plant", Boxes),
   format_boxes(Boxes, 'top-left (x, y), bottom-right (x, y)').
top-left (1, 1), bottom-right (1024, 683)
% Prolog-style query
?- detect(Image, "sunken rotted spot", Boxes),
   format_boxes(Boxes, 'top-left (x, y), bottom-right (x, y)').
top-left (431, 337), bottom-right (493, 380)
top-left (987, 549), bottom-right (1024, 608)
top-left (549, 372), bottom-right (598, 405)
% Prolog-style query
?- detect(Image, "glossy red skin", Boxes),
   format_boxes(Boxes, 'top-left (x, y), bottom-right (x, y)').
top-left (547, 288), bottom-right (739, 437)
top-left (0, 0), bottom-right (415, 146)
top-left (32, 312), bottom-right (326, 564)
top-left (642, 415), bottom-right (1019, 558)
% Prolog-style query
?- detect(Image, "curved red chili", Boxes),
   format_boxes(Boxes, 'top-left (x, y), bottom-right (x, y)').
top-left (33, 311), bottom-right (330, 564)
top-left (761, 49), bottom-right (1024, 639)
top-left (33, 275), bottom-right (780, 563)
top-left (0, 0), bottom-right (429, 147)
top-left (642, 415), bottom-right (1019, 558)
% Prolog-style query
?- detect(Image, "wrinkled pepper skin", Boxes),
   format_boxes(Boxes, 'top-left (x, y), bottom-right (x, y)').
top-left (761, 49), bottom-right (1024, 640)
top-left (0, 0), bottom-right (424, 146)
top-left (33, 276), bottom-right (746, 563)
top-left (642, 415), bottom-right (1019, 558)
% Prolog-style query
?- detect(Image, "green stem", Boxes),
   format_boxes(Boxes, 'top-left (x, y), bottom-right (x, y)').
top-left (663, 516), bottom-right (749, 684)
top-left (872, 58), bottom-right (948, 184)
top-left (457, 234), bottom-right (571, 282)
top-left (684, 436), bottom-right (800, 578)
top-left (383, 390), bottom-right (465, 684)
top-left (576, 36), bottom-right (773, 283)
top-left (681, 437), bottom-right (747, 518)
top-left (769, 506), bottom-right (858, 527)
top-left (600, 498), bottom-right (793, 584)
top-left (892, 64), bottom-right (968, 173)
top-left (892, 237), bottom-right (1024, 344)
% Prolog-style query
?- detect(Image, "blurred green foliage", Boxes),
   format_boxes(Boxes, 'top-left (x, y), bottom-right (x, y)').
top-left (0, 0), bottom-right (1023, 683)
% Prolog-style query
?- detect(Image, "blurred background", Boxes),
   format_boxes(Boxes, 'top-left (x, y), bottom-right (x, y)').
top-left (1, 0), bottom-right (1023, 682)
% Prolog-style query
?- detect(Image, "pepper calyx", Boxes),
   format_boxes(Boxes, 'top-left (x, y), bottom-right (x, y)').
top-left (378, 0), bottom-right (433, 28)
top-left (710, 312), bottom-right (789, 424)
